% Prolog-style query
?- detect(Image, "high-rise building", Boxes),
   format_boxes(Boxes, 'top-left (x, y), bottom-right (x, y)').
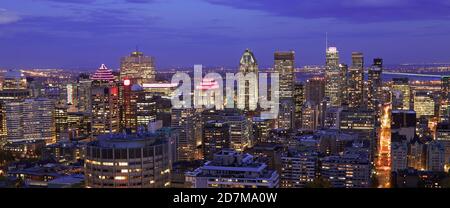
top-left (305, 76), bottom-right (325, 105)
top-left (202, 120), bottom-right (230, 160)
top-left (339, 109), bottom-right (375, 140)
top-left (91, 64), bottom-right (120, 136)
top-left (67, 111), bottom-right (91, 140)
top-left (5, 98), bottom-right (56, 144)
top-left (277, 99), bottom-right (295, 130)
top-left (54, 104), bottom-right (69, 142)
top-left (325, 47), bottom-right (342, 107)
top-left (74, 76), bottom-right (92, 113)
top-left (426, 140), bottom-right (445, 172)
top-left (440, 76), bottom-right (450, 122)
top-left (301, 102), bottom-right (319, 131)
top-left (120, 51), bottom-right (156, 85)
top-left (367, 58), bottom-right (383, 111)
top-left (84, 132), bottom-right (172, 188)
top-left (274, 51), bottom-right (295, 130)
top-left (294, 82), bottom-right (304, 129)
top-left (392, 78), bottom-right (411, 110)
top-left (414, 91), bottom-right (435, 118)
top-left (186, 150), bottom-right (279, 188)
top-left (391, 134), bottom-right (408, 172)
top-left (436, 122), bottom-right (450, 171)
top-left (223, 110), bottom-right (251, 152)
top-left (252, 117), bottom-right (272, 143)
top-left (238, 49), bottom-right (258, 111)
top-left (121, 79), bottom-right (135, 133)
top-left (321, 149), bottom-right (371, 188)
top-left (347, 52), bottom-right (364, 108)
top-left (391, 110), bottom-right (416, 141)
top-left (280, 150), bottom-right (318, 188)
top-left (408, 139), bottom-right (426, 171)
top-left (274, 51), bottom-right (295, 99)
top-left (171, 108), bottom-right (202, 161)
top-left (0, 71), bottom-right (27, 90)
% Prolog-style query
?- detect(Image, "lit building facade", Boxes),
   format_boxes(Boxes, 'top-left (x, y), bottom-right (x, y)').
top-left (367, 58), bottom-right (383, 111)
top-left (274, 51), bottom-right (295, 99)
top-left (186, 150), bottom-right (279, 188)
top-left (426, 140), bottom-right (445, 172)
top-left (171, 108), bottom-right (202, 161)
top-left (280, 150), bottom-right (318, 188)
top-left (413, 91), bottom-right (435, 118)
top-left (84, 133), bottom-right (172, 188)
top-left (238, 49), bottom-right (258, 111)
top-left (392, 78), bottom-right (411, 110)
top-left (436, 122), bottom-right (450, 171)
top-left (321, 150), bottom-right (371, 188)
top-left (5, 98), bottom-right (56, 144)
top-left (202, 120), bottom-right (230, 160)
top-left (120, 51), bottom-right (156, 85)
top-left (347, 52), bottom-right (364, 108)
top-left (325, 47), bottom-right (342, 107)
top-left (305, 76), bottom-right (325, 105)
top-left (90, 64), bottom-right (120, 136)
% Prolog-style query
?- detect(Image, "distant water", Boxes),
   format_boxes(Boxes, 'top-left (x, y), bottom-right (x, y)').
top-left (295, 72), bottom-right (447, 82)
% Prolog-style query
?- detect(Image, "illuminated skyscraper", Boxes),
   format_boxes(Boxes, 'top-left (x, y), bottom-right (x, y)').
top-left (202, 120), bottom-right (230, 160)
top-left (120, 51), bottom-right (156, 85)
top-left (252, 117), bottom-right (272, 143)
top-left (347, 52), bottom-right (364, 108)
top-left (294, 82), bottom-right (305, 129)
top-left (274, 51), bottom-right (295, 99)
top-left (74, 75), bottom-right (92, 113)
top-left (305, 76), bottom-right (325, 105)
top-left (439, 76), bottom-right (450, 122)
top-left (368, 58), bottom-right (383, 111)
top-left (55, 104), bottom-right (69, 142)
top-left (392, 78), bottom-right (411, 110)
top-left (91, 64), bottom-right (120, 135)
top-left (277, 99), bottom-right (295, 130)
top-left (436, 122), bottom-right (450, 171)
top-left (5, 98), bottom-right (56, 144)
top-left (121, 78), bottom-right (135, 133)
top-left (171, 108), bottom-right (202, 161)
top-left (325, 47), bottom-right (341, 107)
top-left (223, 110), bottom-right (251, 152)
top-left (238, 49), bottom-right (258, 111)
top-left (275, 51), bottom-right (295, 130)
top-left (413, 91), bottom-right (435, 118)
top-left (301, 102), bottom-right (319, 131)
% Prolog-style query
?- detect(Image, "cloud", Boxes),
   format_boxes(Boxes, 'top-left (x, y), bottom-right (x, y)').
top-left (0, 9), bottom-right (20, 24)
top-left (125, 0), bottom-right (156, 3)
top-left (41, 0), bottom-right (97, 3)
top-left (205, 0), bottom-right (450, 22)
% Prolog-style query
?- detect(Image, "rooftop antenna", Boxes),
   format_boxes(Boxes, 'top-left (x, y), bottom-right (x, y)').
top-left (135, 45), bottom-right (139, 53)
top-left (325, 32), bottom-right (328, 51)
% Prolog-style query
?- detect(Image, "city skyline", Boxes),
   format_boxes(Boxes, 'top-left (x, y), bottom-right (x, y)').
top-left (1, 0), bottom-right (450, 69)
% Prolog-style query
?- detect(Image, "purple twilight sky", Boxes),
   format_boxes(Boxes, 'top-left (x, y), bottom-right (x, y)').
top-left (1, 0), bottom-right (450, 69)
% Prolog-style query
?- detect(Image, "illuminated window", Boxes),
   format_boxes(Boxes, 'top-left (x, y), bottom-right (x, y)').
top-left (114, 176), bottom-right (127, 180)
